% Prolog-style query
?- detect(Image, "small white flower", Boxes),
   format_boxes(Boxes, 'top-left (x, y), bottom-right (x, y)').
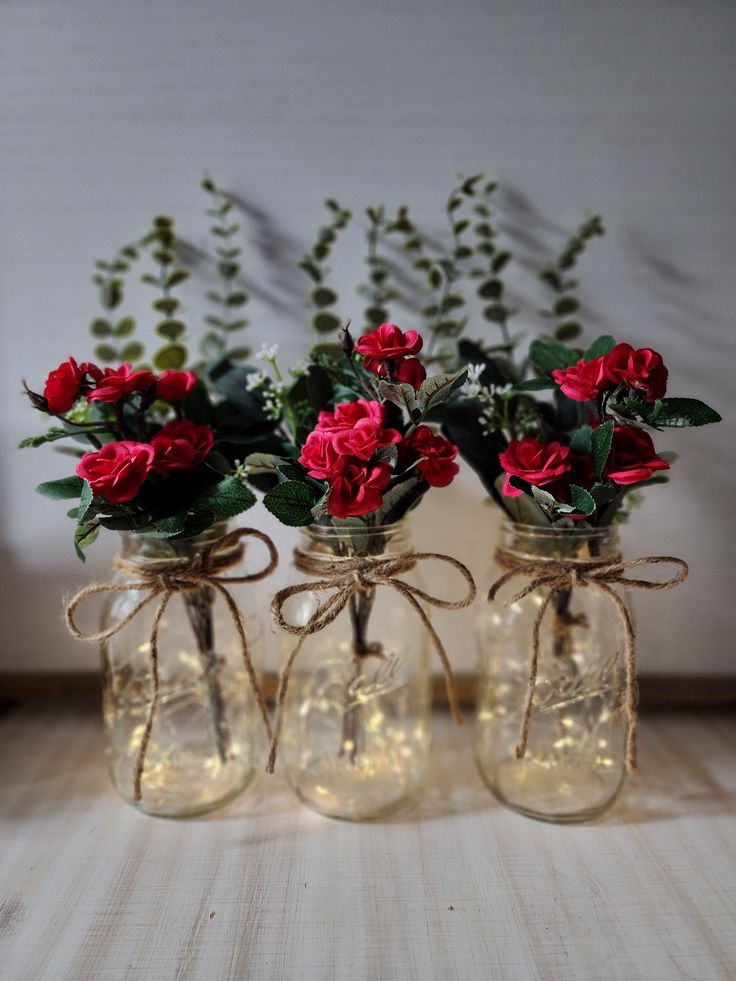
top-left (463, 363), bottom-right (486, 398)
top-left (245, 370), bottom-right (267, 392)
top-left (256, 342), bottom-right (279, 362)
top-left (289, 361), bottom-right (308, 379)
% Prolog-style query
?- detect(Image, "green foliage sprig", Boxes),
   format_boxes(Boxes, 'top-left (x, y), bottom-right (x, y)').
top-left (201, 176), bottom-right (251, 363)
top-left (89, 233), bottom-right (153, 364)
top-left (139, 215), bottom-right (191, 370)
top-left (299, 199), bottom-right (352, 334)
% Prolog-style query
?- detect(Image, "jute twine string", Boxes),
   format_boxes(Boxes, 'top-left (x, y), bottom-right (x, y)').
top-left (267, 549), bottom-right (477, 773)
top-left (489, 549), bottom-right (689, 770)
top-left (65, 528), bottom-right (278, 802)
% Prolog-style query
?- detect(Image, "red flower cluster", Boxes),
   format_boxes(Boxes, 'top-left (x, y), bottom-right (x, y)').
top-left (43, 358), bottom-right (199, 413)
top-left (299, 399), bottom-right (458, 518)
top-left (400, 425), bottom-right (460, 488)
top-left (76, 419), bottom-right (215, 503)
top-left (551, 343), bottom-right (667, 404)
top-left (354, 324), bottom-right (427, 390)
top-left (499, 428), bottom-right (669, 507)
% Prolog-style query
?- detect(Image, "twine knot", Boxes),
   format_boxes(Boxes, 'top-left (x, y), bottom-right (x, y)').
top-left (490, 549), bottom-right (689, 770)
top-left (266, 548), bottom-right (476, 773)
top-left (65, 527), bottom-right (278, 802)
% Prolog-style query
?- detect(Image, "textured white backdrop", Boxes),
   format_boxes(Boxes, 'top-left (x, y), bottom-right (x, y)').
top-left (1, 0), bottom-right (734, 675)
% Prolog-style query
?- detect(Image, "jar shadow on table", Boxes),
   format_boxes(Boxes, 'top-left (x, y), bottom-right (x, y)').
top-left (599, 712), bottom-right (735, 827)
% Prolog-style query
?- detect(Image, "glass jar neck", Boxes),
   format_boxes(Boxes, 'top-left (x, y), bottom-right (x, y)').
top-left (299, 520), bottom-right (413, 560)
top-left (119, 520), bottom-right (233, 563)
top-left (498, 521), bottom-right (621, 563)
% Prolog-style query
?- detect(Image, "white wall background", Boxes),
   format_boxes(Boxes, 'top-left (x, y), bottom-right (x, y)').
top-left (1, 0), bottom-right (734, 677)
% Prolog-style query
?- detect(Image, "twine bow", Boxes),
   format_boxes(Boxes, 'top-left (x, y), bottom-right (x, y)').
top-left (489, 550), bottom-right (689, 770)
top-left (267, 549), bottom-right (477, 772)
top-left (65, 527), bottom-right (278, 801)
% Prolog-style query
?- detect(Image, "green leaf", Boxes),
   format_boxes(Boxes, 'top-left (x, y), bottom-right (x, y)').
top-left (377, 380), bottom-right (420, 417)
top-left (264, 481), bottom-right (319, 526)
top-left (482, 303), bottom-right (509, 324)
top-left (119, 341), bottom-right (144, 362)
top-left (646, 398), bottom-right (722, 428)
top-left (153, 343), bottom-right (187, 370)
top-left (90, 318), bottom-right (112, 337)
top-left (311, 311), bottom-right (342, 334)
top-left (477, 278), bottom-right (502, 300)
top-left (37, 475), bottom-right (84, 500)
top-left (74, 521), bottom-right (100, 561)
top-left (311, 286), bottom-right (338, 307)
top-left (228, 346), bottom-right (252, 362)
top-left (569, 425), bottom-right (593, 455)
top-left (492, 251), bottom-right (511, 273)
top-left (100, 280), bottom-right (122, 310)
top-left (225, 292), bottom-right (249, 307)
top-left (77, 480), bottom-right (94, 522)
top-left (554, 321), bottom-right (583, 342)
top-left (583, 335), bottom-right (617, 361)
top-left (192, 475), bottom-right (256, 520)
top-left (152, 297), bottom-right (180, 316)
top-left (591, 420), bottom-right (614, 478)
top-left (570, 484), bottom-right (596, 515)
top-left (94, 343), bottom-right (118, 362)
top-left (156, 319), bottom-right (186, 341)
top-left (513, 377), bottom-right (556, 392)
top-left (244, 453), bottom-right (281, 475)
top-left (115, 317), bottom-right (136, 338)
top-left (529, 339), bottom-right (578, 373)
top-left (166, 268), bottom-right (190, 288)
top-left (418, 368), bottom-right (468, 412)
top-left (299, 259), bottom-right (322, 283)
top-left (590, 482), bottom-right (618, 505)
top-left (554, 296), bottom-right (579, 316)
top-left (20, 428), bottom-right (89, 449)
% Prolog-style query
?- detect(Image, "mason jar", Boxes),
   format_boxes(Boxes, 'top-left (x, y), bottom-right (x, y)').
top-left (99, 522), bottom-right (270, 817)
top-left (476, 521), bottom-right (631, 822)
top-left (275, 521), bottom-right (432, 821)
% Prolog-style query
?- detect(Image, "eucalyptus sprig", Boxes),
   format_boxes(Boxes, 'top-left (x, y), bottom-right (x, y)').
top-left (89, 233), bottom-right (153, 364)
top-left (299, 199), bottom-right (352, 334)
top-left (200, 175), bottom-right (251, 363)
top-left (538, 213), bottom-right (605, 343)
top-left (358, 205), bottom-right (401, 332)
top-left (139, 215), bottom-right (191, 371)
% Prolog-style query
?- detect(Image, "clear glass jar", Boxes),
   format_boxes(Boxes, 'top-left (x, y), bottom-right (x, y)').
top-left (475, 522), bottom-right (630, 823)
top-left (100, 522), bottom-right (266, 818)
top-left (277, 521), bottom-right (431, 821)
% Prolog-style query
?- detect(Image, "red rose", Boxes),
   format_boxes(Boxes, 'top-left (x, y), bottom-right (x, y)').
top-left (403, 425), bottom-right (459, 487)
top-left (393, 357), bottom-right (427, 390)
top-left (332, 418), bottom-right (401, 461)
top-left (299, 430), bottom-right (347, 480)
top-left (327, 461), bottom-right (392, 519)
top-left (151, 420), bottom-right (214, 472)
top-left (551, 357), bottom-right (610, 402)
top-left (88, 363), bottom-right (156, 404)
top-left (76, 441), bottom-right (155, 503)
top-left (604, 427), bottom-right (670, 485)
top-left (43, 357), bottom-right (85, 413)
top-left (603, 344), bottom-right (668, 402)
top-left (156, 370), bottom-right (199, 402)
top-left (354, 323), bottom-right (423, 374)
top-left (499, 438), bottom-right (571, 497)
top-left (316, 399), bottom-right (385, 433)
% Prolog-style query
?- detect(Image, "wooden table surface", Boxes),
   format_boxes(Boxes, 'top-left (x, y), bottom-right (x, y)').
top-left (0, 703), bottom-right (734, 981)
